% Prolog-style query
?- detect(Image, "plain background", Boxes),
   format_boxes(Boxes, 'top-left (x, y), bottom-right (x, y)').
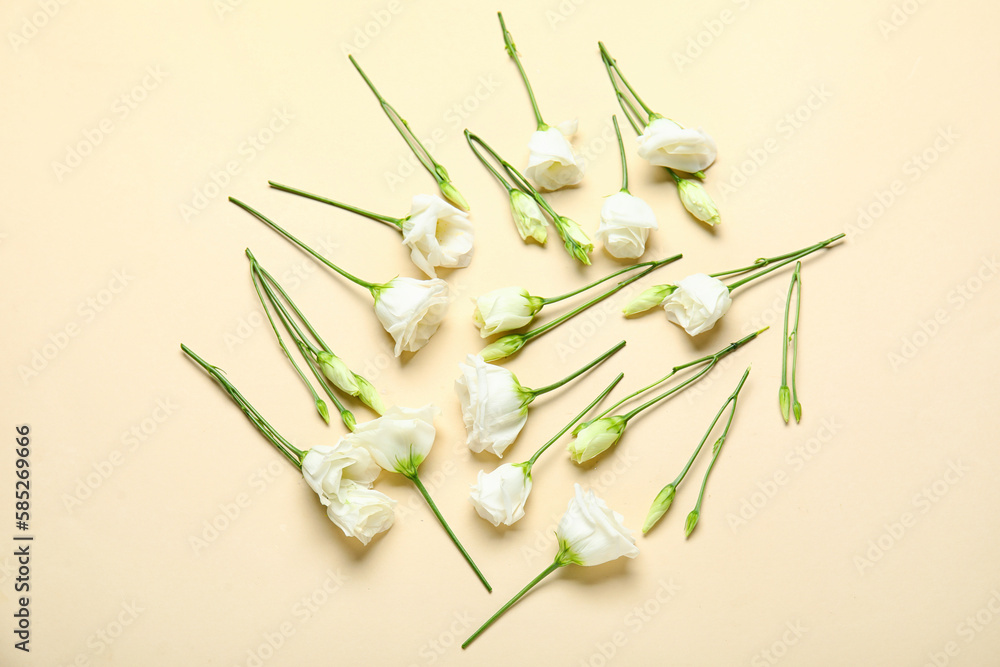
top-left (2, 0), bottom-right (999, 665)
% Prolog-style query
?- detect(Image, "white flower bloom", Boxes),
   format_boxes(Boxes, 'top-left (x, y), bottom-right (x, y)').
top-left (373, 277), bottom-right (450, 356)
top-left (469, 463), bottom-right (532, 526)
top-left (473, 286), bottom-right (543, 338)
top-left (346, 404), bottom-right (439, 475)
top-left (662, 273), bottom-right (732, 336)
top-left (317, 351), bottom-right (360, 396)
top-left (525, 122), bottom-right (585, 191)
top-left (509, 189), bottom-right (548, 243)
top-left (301, 439), bottom-right (381, 498)
top-left (595, 192), bottom-right (659, 259)
top-left (400, 194), bottom-right (475, 278)
top-left (622, 284), bottom-right (676, 317)
top-left (636, 117), bottom-right (717, 173)
top-left (325, 480), bottom-right (396, 545)
top-left (567, 416), bottom-right (626, 463)
top-left (455, 354), bottom-right (533, 457)
top-left (676, 179), bottom-right (720, 226)
top-left (556, 484), bottom-right (638, 566)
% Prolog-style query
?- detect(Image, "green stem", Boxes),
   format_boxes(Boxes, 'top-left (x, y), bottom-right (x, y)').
top-left (526, 373), bottom-right (623, 467)
top-left (229, 197), bottom-right (379, 292)
top-left (300, 350), bottom-right (354, 430)
top-left (180, 344), bottom-right (305, 467)
top-left (725, 234), bottom-right (844, 292)
top-left (670, 379), bottom-right (739, 490)
top-left (691, 367), bottom-right (751, 514)
top-left (248, 258), bottom-right (327, 423)
top-left (464, 130), bottom-right (516, 194)
top-left (541, 262), bottom-right (658, 305)
top-left (523, 254), bottom-right (681, 342)
top-left (465, 130), bottom-right (557, 217)
top-left (613, 115), bottom-right (629, 193)
top-left (348, 55), bottom-right (442, 181)
top-left (251, 257), bottom-right (331, 353)
top-left (407, 473), bottom-right (492, 592)
top-left (789, 262), bottom-right (803, 420)
top-left (268, 181), bottom-right (403, 228)
top-left (498, 12), bottom-right (545, 129)
top-left (531, 340), bottom-right (625, 396)
top-left (619, 329), bottom-right (764, 422)
top-left (463, 560), bottom-right (562, 649)
top-left (598, 42), bottom-right (655, 126)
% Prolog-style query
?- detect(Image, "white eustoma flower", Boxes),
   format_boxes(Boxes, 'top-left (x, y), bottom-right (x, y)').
top-left (567, 416), bottom-right (626, 463)
top-left (473, 286), bottom-right (543, 338)
top-left (455, 355), bottom-right (533, 457)
top-left (469, 463), bottom-right (532, 526)
top-left (373, 277), bottom-right (450, 356)
top-left (347, 405), bottom-right (439, 476)
top-left (509, 190), bottom-right (548, 243)
top-left (636, 117), bottom-right (717, 173)
top-left (325, 480), bottom-right (396, 545)
top-left (676, 179), bottom-right (720, 226)
top-left (301, 439), bottom-right (381, 498)
top-left (556, 484), bottom-right (639, 566)
top-left (662, 273), bottom-right (732, 336)
top-left (595, 191), bottom-right (659, 259)
top-left (400, 194), bottom-right (475, 278)
top-left (525, 121), bottom-right (585, 191)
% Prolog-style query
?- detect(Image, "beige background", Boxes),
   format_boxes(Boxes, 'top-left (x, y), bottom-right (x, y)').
top-left (2, 0), bottom-right (999, 665)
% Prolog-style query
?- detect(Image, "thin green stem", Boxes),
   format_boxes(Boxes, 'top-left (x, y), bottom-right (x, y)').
top-left (789, 263), bottom-right (803, 420)
top-left (498, 12), bottom-right (545, 129)
top-left (180, 344), bottom-right (305, 467)
top-left (465, 130), bottom-right (556, 217)
top-left (725, 234), bottom-right (844, 292)
top-left (464, 130), bottom-right (516, 193)
top-left (523, 255), bottom-right (681, 342)
top-left (300, 346), bottom-right (354, 429)
top-left (526, 373), bottom-right (623, 467)
top-left (598, 42), bottom-right (655, 124)
top-left (542, 261), bottom-right (664, 305)
top-left (229, 197), bottom-right (379, 292)
top-left (671, 385), bottom-right (737, 490)
top-left (613, 115), bottom-right (629, 193)
top-left (251, 257), bottom-right (331, 353)
top-left (268, 181), bottom-right (403, 228)
top-left (408, 473), bottom-right (492, 592)
top-left (691, 367), bottom-right (751, 515)
top-left (531, 340), bottom-right (625, 396)
top-left (463, 560), bottom-right (562, 649)
top-left (780, 265), bottom-right (799, 388)
top-left (348, 55), bottom-right (442, 180)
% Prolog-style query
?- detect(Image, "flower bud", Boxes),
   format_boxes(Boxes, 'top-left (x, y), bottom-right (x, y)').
top-left (684, 510), bottom-right (699, 537)
top-left (473, 286), bottom-right (544, 338)
top-left (567, 416), bottom-right (627, 463)
top-left (439, 179), bottom-right (470, 212)
top-left (622, 284), bottom-right (677, 316)
top-left (509, 190), bottom-right (548, 244)
top-left (778, 385), bottom-right (791, 423)
top-left (355, 375), bottom-right (386, 415)
top-left (793, 400), bottom-right (802, 423)
top-left (557, 216), bottom-right (594, 264)
top-left (642, 484), bottom-right (676, 533)
top-left (341, 410), bottom-right (357, 432)
top-left (318, 351), bottom-right (360, 396)
top-left (676, 179), bottom-right (721, 226)
top-left (479, 335), bottom-right (526, 362)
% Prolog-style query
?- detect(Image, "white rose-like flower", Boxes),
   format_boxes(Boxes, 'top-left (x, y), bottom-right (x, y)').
top-left (469, 463), bottom-right (532, 526)
top-left (373, 277), bottom-right (450, 356)
top-left (400, 194), bottom-right (475, 278)
top-left (325, 480), bottom-right (396, 545)
top-left (525, 121), bottom-right (585, 191)
top-left (301, 439), bottom-right (381, 498)
top-left (556, 484), bottom-right (639, 566)
top-left (595, 192), bottom-right (659, 259)
top-left (662, 273), bottom-right (732, 336)
top-left (636, 117), bottom-right (717, 173)
top-left (455, 354), bottom-right (533, 457)
top-left (346, 404), bottom-right (439, 475)
top-left (473, 286), bottom-right (543, 338)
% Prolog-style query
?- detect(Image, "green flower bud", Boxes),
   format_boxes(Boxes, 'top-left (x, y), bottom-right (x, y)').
top-left (642, 484), bottom-right (676, 533)
top-left (318, 351), bottom-right (360, 396)
top-left (439, 179), bottom-right (470, 212)
top-left (556, 216), bottom-right (593, 265)
top-left (479, 335), bottom-right (526, 362)
top-left (342, 410), bottom-right (357, 432)
top-left (676, 179), bottom-right (721, 226)
top-left (316, 399), bottom-right (330, 425)
top-left (778, 385), bottom-right (791, 423)
top-left (684, 510), bottom-right (699, 538)
top-left (622, 284), bottom-right (677, 316)
top-left (355, 375), bottom-right (386, 415)
top-left (567, 416), bottom-right (627, 463)
top-left (793, 400), bottom-right (802, 423)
